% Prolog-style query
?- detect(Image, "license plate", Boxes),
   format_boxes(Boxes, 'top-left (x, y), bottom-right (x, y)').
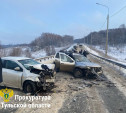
top-left (46, 79), bottom-right (55, 83)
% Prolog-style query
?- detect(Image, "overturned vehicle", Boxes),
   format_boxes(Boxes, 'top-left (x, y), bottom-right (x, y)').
top-left (0, 57), bottom-right (55, 94)
top-left (55, 52), bottom-right (103, 78)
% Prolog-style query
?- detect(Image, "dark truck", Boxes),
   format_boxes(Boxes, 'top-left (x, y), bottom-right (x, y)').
top-left (54, 52), bottom-right (103, 78)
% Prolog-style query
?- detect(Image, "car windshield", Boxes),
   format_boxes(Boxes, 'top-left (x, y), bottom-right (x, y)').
top-left (73, 55), bottom-right (90, 62)
top-left (18, 59), bottom-right (40, 70)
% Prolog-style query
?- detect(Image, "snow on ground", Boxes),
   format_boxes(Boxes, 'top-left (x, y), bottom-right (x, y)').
top-left (55, 46), bottom-right (67, 52)
top-left (84, 44), bottom-right (126, 75)
top-left (82, 44), bottom-right (126, 67)
top-left (31, 49), bottom-right (46, 58)
top-left (0, 47), bottom-right (13, 56)
top-left (0, 45), bottom-right (70, 59)
top-left (0, 46), bottom-right (30, 57)
top-left (84, 45), bottom-right (100, 56)
top-left (32, 46), bottom-right (69, 58)
top-left (95, 45), bottom-right (126, 63)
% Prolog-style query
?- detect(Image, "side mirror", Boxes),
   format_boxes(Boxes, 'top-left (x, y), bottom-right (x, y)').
top-left (14, 67), bottom-right (20, 71)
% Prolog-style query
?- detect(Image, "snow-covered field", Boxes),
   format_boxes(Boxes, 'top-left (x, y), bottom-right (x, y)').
top-left (94, 45), bottom-right (126, 62)
top-left (0, 45), bottom-right (69, 59)
top-left (0, 46), bottom-right (30, 57)
top-left (0, 46), bottom-right (44, 58)
top-left (55, 46), bottom-right (68, 52)
top-left (84, 45), bottom-right (100, 56)
top-left (32, 46), bottom-right (68, 58)
top-left (31, 49), bottom-right (46, 58)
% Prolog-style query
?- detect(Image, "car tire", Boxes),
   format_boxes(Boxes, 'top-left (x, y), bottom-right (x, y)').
top-left (55, 67), bottom-right (60, 72)
top-left (73, 68), bottom-right (83, 78)
top-left (23, 81), bottom-right (37, 94)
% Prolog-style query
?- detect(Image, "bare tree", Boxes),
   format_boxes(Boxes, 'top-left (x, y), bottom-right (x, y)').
top-left (0, 41), bottom-right (2, 49)
top-left (9, 47), bottom-right (22, 56)
top-left (119, 24), bottom-right (126, 28)
top-left (30, 33), bottom-right (74, 51)
top-left (75, 27), bottom-right (126, 45)
top-left (0, 41), bottom-right (5, 57)
top-left (45, 46), bottom-right (56, 56)
top-left (24, 49), bottom-right (32, 58)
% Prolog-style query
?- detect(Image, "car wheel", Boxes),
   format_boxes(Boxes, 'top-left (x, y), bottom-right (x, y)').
top-left (73, 68), bottom-right (83, 78)
top-left (55, 67), bottom-right (60, 72)
top-left (23, 81), bottom-right (37, 94)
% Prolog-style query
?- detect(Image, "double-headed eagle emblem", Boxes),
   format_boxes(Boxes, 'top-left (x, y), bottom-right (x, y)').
top-left (0, 88), bottom-right (14, 102)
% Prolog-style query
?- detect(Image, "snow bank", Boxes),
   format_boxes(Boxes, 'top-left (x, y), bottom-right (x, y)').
top-left (84, 45), bottom-right (100, 56)
top-left (31, 49), bottom-right (46, 58)
top-left (95, 45), bottom-right (126, 63)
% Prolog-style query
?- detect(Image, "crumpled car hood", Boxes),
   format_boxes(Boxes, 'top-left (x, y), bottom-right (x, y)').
top-left (75, 61), bottom-right (101, 68)
top-left (25, 64), bottom-right (55, 70)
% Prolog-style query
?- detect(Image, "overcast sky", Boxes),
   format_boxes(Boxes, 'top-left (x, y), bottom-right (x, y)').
top-left (0, 0), bottom-right (126, 44)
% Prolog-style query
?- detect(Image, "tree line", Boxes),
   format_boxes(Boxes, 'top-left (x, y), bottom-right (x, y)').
top-left (75, 27), bottom-right (126, 46)
top-left (30, 33), bottom-right (74, 51)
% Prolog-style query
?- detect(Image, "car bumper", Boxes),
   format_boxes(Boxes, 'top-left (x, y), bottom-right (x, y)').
top-left (37, 77), bottom-right (55, 87)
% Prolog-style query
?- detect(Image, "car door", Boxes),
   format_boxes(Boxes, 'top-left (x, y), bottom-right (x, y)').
top-left (60, 53), bottom-right (75, 72)
top-left (55, 53), bottom-right (60, 70)
top-left (3, 60), bottom-right (23, 88)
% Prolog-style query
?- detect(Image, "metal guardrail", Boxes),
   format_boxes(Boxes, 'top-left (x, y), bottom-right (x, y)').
top-left (35, 45), bottom-right (71, 63)
top-left (35, 55), bottom-right (55, 63)
top-left (81, 44), bottom-right (126, 70)
top-left (35, 44), bottom-right (126, 70)
top-left (35, 45), bottom-right (72, 63)
top-left (90, 53), bottom-right (126, 69)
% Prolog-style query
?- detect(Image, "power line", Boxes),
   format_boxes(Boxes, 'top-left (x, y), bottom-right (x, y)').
top-left (110, 5), bottom-right (126, 18)
top-left (100, 19), bottom-right (107, 30)
top-left (100, 5), bottom-right (126, 30)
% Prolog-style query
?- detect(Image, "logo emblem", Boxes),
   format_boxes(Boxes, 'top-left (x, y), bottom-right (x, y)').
top-left (0, 88), bottom-right (14, 102)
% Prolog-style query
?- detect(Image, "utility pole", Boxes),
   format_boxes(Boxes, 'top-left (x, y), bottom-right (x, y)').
top-left (96, 3), bottom-right (109, 56)
top-left (106, 14), bottom-right (109, 55)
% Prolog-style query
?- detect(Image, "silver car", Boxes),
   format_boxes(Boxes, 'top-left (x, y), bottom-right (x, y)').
top-left (0, 57), bottom-right (55, 94)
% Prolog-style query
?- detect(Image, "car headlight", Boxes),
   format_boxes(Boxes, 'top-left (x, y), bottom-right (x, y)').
top-left (86, 66), bottom-right (90, 69)
top-left (35, 77), bottom-right (40, 82)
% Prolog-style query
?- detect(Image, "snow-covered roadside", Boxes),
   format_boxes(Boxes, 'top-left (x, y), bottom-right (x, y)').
top-left (94, 45), bottom-right (126, 62)
top-left (83, 44), bottom-right (126, 65)
top-left (31, 49), bottom-right (46, 58)
top-left (0, 46), bottom-right (30, 57)
top-left (83, 45), bottom-right (100, 56)
top-left (0, 45), bottom-right (69, 59)
top-left (83, 44), bottom-right (126, 75)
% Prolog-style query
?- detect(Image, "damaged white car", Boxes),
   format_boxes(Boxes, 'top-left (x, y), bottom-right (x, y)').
top-left (0, 57), bottom-right (55, 94)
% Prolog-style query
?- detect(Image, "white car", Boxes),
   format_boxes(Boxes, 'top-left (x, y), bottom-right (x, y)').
top-left (0, 57), bottom-right (55, 94)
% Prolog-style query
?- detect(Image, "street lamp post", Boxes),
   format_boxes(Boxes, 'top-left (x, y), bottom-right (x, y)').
top-left (96, 3), bottom-right (109, 56)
